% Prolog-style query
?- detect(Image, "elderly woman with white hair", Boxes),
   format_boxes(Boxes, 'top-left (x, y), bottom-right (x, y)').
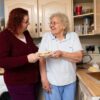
top-left (39, 12), bottom-right (83, 100)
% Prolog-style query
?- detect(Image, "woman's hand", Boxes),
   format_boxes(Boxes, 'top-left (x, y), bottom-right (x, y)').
top-left (27, 52), bottom-right (40, 63)
top-left (42, 78), bottom-right (51, 93)
top-left (51, 50), bottom-right (62, 58)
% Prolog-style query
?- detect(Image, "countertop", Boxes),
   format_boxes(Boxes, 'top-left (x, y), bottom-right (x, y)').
top-left (0, 67), bottom-right (100, 96)
top-left (77, 69), bottom-right (100, 96)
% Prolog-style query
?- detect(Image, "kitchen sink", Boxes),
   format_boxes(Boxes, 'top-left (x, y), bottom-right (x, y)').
top-left (87, 72), bottom-right (100, 81)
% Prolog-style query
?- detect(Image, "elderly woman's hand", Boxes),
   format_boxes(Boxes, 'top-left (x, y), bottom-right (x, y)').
top-left (42, 78), bottom-right (51, 93)
top-left (51, 50), bottom-right (62, 58)
top-left (27, 52), bottom-right (40, 63)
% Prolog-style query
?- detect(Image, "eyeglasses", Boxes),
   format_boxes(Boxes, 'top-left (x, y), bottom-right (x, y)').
top-left (22, 20), bottom-right (29, 24)
top-left (49, 21), bottom-right (60, 26)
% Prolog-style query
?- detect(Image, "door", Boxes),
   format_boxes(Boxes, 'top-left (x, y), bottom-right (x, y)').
top-left (38, 0), bottom-right (72, 37)
top-left (94, 0), bottom-right (100, 34)
top-left (4, 0), bottom-right (72, 38)
top-left (4, 0), bottom-right (38, 37)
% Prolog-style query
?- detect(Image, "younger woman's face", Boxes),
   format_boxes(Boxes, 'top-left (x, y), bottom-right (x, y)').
top-left (20, 15), bottom-right (29, 32)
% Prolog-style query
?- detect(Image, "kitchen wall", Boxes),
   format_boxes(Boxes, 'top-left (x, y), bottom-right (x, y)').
top-left (80, 35), bottom-right (100, 53)
top-left (0, 0), bottom-right (4, 18)
top-left (0, 0), bottom-right (5, 27)
top-left (80, 36), bottom-right (100, 63)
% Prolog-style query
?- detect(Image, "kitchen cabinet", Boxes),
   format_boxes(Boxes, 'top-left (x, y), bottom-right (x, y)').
top-left (72, 0), bottom-right (100, 36)
top-left (94, 0), bottom-right (100, 34)
top-left (78, 81), bottom-right (92, 100)
top-left (4, 0), bottom-right (72, 38)
top-left (78, 81), bottom-right (100, 100)
top-left (4, 0), bottom-right (38, 38)
top-left (77, 69), bottom-right (100, 100)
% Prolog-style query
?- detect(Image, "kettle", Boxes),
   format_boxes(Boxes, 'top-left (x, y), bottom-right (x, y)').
top-left (77, 54), bottom-right (92, 65)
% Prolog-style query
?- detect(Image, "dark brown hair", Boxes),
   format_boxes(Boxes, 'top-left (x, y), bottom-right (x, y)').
top-left (7, 8), bottom-right (28, 34)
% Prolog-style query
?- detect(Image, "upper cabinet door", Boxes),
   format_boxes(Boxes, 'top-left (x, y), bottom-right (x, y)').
top-left (4, 0), bottom-right (72, 38)
top-left (94, 0), bottom-right (100, 34)
top-left (38, 0), bottom-right (72, 37)
top-left (4, 0), bottom-right (38, 38)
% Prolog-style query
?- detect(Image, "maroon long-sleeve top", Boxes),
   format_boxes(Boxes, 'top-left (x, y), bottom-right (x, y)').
top-left (0, 29), bottom-right (39, 85)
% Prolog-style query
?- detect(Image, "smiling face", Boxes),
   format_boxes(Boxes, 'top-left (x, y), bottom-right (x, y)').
top-left (49, 16), bottom-right (65, 36)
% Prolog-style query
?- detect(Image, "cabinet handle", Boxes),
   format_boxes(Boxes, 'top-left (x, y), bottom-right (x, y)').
top-left (35, 24), bottom-right (37, 33)
top-left (40, 23), bottom-right (42, 26)
top-left (40, 23), bottom-right (42, 32)
top-left (40, 28), bottom-right (42, 32)
top-left (35, 28), bottom-right (37, 33)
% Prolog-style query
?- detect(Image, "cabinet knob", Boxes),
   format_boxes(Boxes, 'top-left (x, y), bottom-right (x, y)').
top-left (35, 24), bottom-right (37, 33)
top-left (40, 23), bottom-right (42, 32)
top-left (40, 23), bottom-right (42, 26)
top-left (35, 28), bottom-right (37, 33)
top-left (40, 28), bottom-right (42, 32)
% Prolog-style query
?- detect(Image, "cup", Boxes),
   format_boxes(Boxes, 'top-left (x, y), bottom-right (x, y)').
top-left (75, 5), bottom-right (82, 15)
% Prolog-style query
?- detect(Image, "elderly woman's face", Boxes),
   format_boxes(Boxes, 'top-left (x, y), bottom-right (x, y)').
top-left (49, 16), bottom-right (65, 36)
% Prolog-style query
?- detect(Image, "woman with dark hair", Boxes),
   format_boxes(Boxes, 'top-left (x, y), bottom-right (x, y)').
top-left (0, 8), bottom-right (40, 100)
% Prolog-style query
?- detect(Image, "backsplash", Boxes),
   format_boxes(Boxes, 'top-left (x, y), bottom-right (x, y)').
top-left (89, 54), bottom-right (100, 63)
top-left (80, 35), bottom-right (100, 63)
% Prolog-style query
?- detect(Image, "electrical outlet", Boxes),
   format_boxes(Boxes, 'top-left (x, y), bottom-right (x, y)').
top-left (85, 45), bottom-right (100, 54)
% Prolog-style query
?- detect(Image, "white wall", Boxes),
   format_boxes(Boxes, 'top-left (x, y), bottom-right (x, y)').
top-left (0, 0), bottom-right (4, 27)
top-left (0, 0), bottom-right (4, 18)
